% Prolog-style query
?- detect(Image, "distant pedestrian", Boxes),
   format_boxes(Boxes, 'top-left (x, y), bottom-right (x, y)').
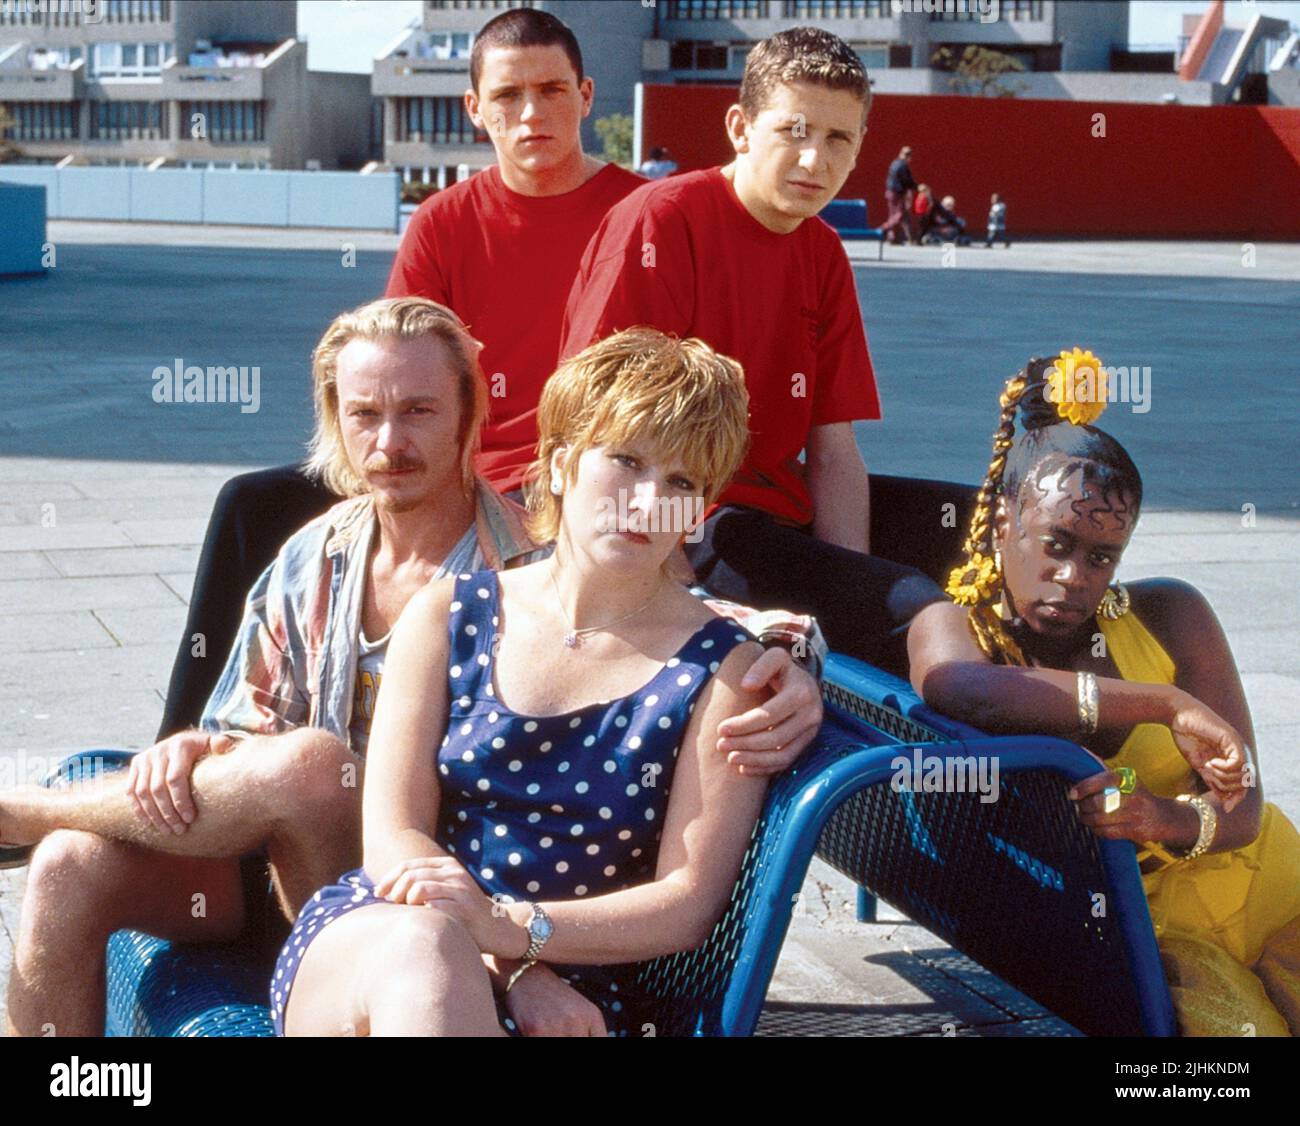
top-left (880, 145), bottom-right (917, 246)
top-left (913, 183), bottom-right (934, 240)
top-left (927, 194), bottom-right (970, 246)
top-left (985, 192), bottom-right (1009, 248)
top-left (638, 146), bottom-right (678, 180)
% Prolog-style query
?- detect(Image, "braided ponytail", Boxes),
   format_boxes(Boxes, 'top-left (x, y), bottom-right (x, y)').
top-left (946, 359), bottom-right (1055, 665)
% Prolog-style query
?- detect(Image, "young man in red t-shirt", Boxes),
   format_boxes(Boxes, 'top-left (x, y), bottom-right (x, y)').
top-left (384, 16), bottom-right (644, 491)
top-left (559, 28), bottom-right (945, 672)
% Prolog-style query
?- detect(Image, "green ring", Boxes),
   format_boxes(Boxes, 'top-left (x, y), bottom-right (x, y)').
top-left (1116, 767), bottom-right (1138, 794)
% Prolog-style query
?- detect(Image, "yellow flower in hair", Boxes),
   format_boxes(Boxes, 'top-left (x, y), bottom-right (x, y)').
top-left (946, 552), bottom-right (999, 606)
top-left (1045, 347), bottom-right (1108, 426)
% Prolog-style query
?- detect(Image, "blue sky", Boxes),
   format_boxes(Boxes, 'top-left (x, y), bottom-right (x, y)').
top-left (297, 0), bottom-right (1300, 72)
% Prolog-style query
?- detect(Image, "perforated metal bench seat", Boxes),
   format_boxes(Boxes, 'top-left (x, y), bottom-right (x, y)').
top-left (815, 655), bottom-right (1177, 1037)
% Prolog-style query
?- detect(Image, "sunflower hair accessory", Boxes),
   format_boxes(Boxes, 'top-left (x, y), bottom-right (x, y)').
top-left (946, 551), bottom-right (999, 607)
top-left (1045, 347), bottom-right (1108, 427)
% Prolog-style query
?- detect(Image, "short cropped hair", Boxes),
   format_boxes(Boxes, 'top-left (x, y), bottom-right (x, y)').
top-left (739, 26), bottom-right (870, 121)
top-left (306, 297), bottom-right (488, 499)
top-left (524, 330), bottom-right (751, 546)
top-left (470, 8), bottom-right (584, 93)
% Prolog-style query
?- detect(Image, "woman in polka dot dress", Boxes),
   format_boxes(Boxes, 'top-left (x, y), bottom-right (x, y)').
top-left (274, 329), bottom-right (771, 1036)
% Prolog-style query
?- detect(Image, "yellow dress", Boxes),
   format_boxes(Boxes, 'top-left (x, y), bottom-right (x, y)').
top-left (1099, 610), bottom-right (1300, 1037)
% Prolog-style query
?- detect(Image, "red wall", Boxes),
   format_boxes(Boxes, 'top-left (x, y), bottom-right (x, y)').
top-left (641, 86), bottom-right (1300, 240)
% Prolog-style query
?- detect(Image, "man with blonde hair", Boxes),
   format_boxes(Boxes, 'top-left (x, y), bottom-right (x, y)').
top-left (1, 298), bottom-right (562, 1037)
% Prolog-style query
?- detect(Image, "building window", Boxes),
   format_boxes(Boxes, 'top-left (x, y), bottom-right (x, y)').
top-left (854, 45), bottom-right (889, 71)
top-left (2, 100), bottom-right (78, 141)
top-left (425, 1), bottom-right (532, 10)
top-left (784, 0), bottom-right (891, 17)
top-left (1006, 0), bottom-right (1045, 19)
top-left (88, 100), bottom-right (167, 140)
top-left (665, 1), bottom-right (767, 16)
top-left (25, 46), bottom-right (83, 69)
top-left (180, 100), bottom-right (265, 142)
top-left (930, 0), bottom-right (1043, 18)
top-left (670, 40), bottom-right (733, 70)
top-left (103, 0), bottom-right (172, 21)
top-left (90, 41), bottom-right (171, 78)
top-left (395, 97), bottom-right (488, 144)
top-left (419, 32), bottom-right (473, 60)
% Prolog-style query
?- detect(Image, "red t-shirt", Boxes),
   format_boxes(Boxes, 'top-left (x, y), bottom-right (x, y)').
top-left (386, 163), bottom-right (645, 492)
top-left (560, 167), bottom-right (881, 526)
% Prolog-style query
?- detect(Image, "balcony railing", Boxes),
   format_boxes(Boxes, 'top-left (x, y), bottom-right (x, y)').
top-left (158, 41), bottom-right (295, 101)
top-left (0, 54), bottom-right (83, 100)
top-left (162, 62), bottom-right (265, 101)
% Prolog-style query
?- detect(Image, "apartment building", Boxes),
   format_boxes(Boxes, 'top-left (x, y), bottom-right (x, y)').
top-left (0, 0), bottom-right (373, 169)
top-left (372, 0), bottom-right (1139, 183)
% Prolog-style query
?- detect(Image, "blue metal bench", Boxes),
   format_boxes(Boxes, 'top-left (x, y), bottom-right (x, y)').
top-left (60, 659), bottom-right (1174, 1037)
top-left (822, 198), bottom-right (885, 261)
top-left (816, 655), bottom-right (1177, 1037)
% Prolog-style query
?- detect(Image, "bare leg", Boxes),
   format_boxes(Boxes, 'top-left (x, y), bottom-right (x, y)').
top-left (5, 728), bottom-right (363, 1037)
top-left (284, 902), bottom-right (505, 1037)
top-left (6, 838), bottom-right (244, 1037)
top-left (1, 729), bottom-right (360, 905)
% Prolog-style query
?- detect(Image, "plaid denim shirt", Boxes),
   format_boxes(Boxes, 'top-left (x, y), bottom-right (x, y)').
top-left (200, 485), bottom-right (827, 747)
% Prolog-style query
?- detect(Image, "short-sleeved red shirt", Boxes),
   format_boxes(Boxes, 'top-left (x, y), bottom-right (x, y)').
top-left (560, 167), bottom-right (880, 527)
top-left (386, 162), bottom-right (645, 492)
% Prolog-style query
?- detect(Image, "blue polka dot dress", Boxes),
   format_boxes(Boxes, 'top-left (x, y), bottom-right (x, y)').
top-left (271, 569), bottom-right (749, 1036)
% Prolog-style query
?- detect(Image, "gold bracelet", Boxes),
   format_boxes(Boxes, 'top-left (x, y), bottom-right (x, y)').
top-left (1076, 671), bottom-right (1099, 736)
top-left (1176, 793), bottom-right (1218, 860)
top-left (505, 960), bottom-right (539, 994)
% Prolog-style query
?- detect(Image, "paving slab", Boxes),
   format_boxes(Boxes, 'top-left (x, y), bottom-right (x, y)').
top-left (6, 689), bottom-right (167, 752)
top-left (92, 605), bottom-right (190, 648)
top-left (117, 518), bottom-right (214, 548)
top-left (0, 523), bottom-right (136, 552)
top-left (0, 575), bottom-right (183, 616)
top-left (0, 552), bottom-right (61, 580)
top-left (43, 545), bottom-right (201, 580)
top-left (5, 610), bottom-right (117, 654)
top-left (0, 643), bottom-right (175, 715)
top-left (2, 498), bottom-right (210, 526)
top-left (158, 572), bottom-right (197, 605)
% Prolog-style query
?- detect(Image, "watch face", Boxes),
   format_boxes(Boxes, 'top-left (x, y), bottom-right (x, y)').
top-left (532, 915), bottom-right (554, 941)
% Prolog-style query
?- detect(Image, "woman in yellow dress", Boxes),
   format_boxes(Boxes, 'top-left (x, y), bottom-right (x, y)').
top-left (908, 350), bottom-right (1300, 1036)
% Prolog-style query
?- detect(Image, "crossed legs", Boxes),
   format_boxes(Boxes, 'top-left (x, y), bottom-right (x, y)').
top-left (4, 727), bottom-right (361, 1036)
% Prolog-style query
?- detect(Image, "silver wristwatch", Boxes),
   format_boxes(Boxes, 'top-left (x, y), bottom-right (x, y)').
top-left (522, 902), bottom-right (553, 963)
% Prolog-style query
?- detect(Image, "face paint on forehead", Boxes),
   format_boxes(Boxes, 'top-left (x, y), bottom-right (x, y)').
top-left (1021, 461), bottom-right (1137, 539)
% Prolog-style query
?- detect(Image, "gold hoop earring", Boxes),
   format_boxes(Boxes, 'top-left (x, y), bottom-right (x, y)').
top-left (1098, 583), bottom-right (1130, 620)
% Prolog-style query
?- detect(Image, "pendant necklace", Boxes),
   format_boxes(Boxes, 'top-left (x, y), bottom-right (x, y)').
top-left (547, 565), bottom-right (662, 649)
